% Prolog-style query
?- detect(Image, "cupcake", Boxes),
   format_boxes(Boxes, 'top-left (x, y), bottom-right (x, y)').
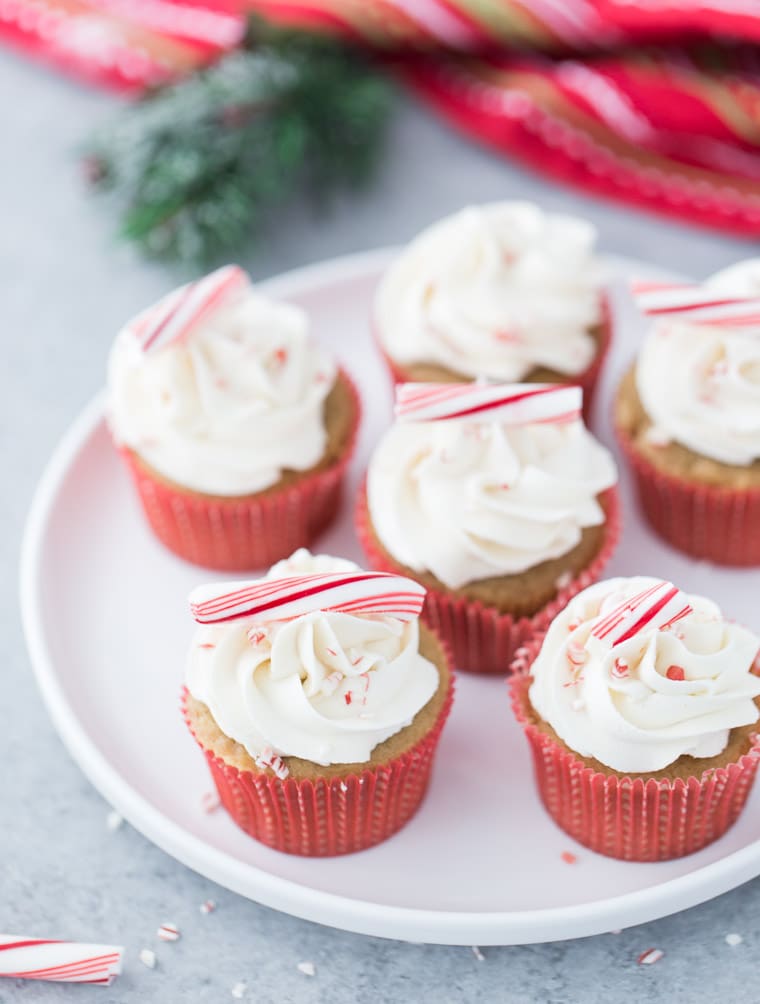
top-left (373, 202), bottom-right (610, 416)
top-left (512, 576), bottom-right (760, 861)
top-left (356, 382), bottom-right (619, 674)
top-left (182, 549), bottom-right (454, 856)
top-left (616, 260), bottom-right (760, 565)
top-left (107, 265), bottom-right (360, 571)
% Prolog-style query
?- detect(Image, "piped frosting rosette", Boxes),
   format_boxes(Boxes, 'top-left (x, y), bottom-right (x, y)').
top-left (357, 382), bottom-right (620, 674)
top-left (617, 262), bottom-right (760, 565)
top-left (373, 203), bottom-right (611, 417)
top-left (182, 551), bottom-right (453, 856)
top-left (511, 576), bottom-right (760, 861)
top-left (107, 266), bottom-right (360, 570)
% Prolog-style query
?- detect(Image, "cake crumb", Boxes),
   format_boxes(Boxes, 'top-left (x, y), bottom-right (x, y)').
top-left (231, 981), bottom-right (247, 999)
top-left (725, 933), bottom-right (743, 947)
top-left (471, 946), bottom-right (485, 962)
top-left (297, 960), bottom-right (316, 977)
top-left (157, 922), bottom-right (180, 942)
top-left (561, 851), bottom-right (577, 864)
top-left (139, 948), bottom-right (156, 969)
top-left (638, 948), bottom-right (664, 965)
top-left (106, 810), bottom-right (124, 832)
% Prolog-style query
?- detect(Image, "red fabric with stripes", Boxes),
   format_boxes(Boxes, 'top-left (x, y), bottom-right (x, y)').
top-left (4, 1), bottom-right (760, 234)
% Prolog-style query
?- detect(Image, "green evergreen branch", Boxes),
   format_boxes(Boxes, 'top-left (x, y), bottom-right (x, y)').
top-left (85, 18), bottom-right (394, 263)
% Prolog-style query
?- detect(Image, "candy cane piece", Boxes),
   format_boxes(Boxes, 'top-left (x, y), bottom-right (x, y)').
top-left (0, 936), bottom-right (123, 985)
top-left (631, 280), bottom-right (760, 328)
top-left (127, 265), bottom-right (249, 353)
top-left (394, 382), bottom-right (582, 425)
top-left (589, 580), bottom-right (693, 650)
top-left (189, 572), bottom-right (426, 625)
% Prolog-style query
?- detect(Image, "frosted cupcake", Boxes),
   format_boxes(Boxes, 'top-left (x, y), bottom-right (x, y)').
top-left (356, 382), bottom-right (619, 674)
top-left (616, 261), bottom-right (760, 565)
top-left (512, 576), bottom-right (760, 860)
top-left (182, 550), bottom-right (453, 856)
top-left (374, 202), bottom-right (609, 416)
top-left (107, 266), bottom-right (360, 570)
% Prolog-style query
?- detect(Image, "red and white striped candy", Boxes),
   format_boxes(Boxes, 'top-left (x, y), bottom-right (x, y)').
top-left (631, 280), bottom-right (760, 328)
top-left (126, 264), bottom-right (249, 354)
top-left (0, 936), bottom-right (123, 985)
top-left (589, 580), bottom-right (693, 651)
top-left (189, 572), bottom-right (426, 625)
top-left (394, 382), bottom-right (582, 425)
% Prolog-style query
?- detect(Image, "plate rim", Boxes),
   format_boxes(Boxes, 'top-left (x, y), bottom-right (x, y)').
top-left (20, 246), bottom-right (760, 946)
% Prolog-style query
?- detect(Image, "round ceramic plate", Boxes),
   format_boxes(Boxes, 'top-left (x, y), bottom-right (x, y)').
top-left (21, 249), bottom-right (760, 946)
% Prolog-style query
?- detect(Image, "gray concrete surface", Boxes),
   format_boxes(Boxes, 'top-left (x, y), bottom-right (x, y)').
top-left (2, 47), bottom-right (758, 1003)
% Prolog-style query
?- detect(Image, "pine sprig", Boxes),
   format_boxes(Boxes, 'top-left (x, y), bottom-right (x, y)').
top-left (85, 18), bottom-right (394, 263)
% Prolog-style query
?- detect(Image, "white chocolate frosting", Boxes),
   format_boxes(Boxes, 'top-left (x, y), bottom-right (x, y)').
top-left (529, 576), bottom-right (760, 774)
top-left (375, 202), bottom-right (602, 381)
top-left (636, 259), bottom-right (760, 466)
top-left (185, 552), bottom-right (440, 766)
top-left (366, 416), bottom-right (617, 589)
top-left (108, 290), bottom-right (337, 495)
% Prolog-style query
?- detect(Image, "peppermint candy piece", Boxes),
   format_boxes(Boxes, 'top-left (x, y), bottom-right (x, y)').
top-left (0, 935), bottom-right (123, 985)
top-left (589, 579), bottom-right (693, 651)
top-left (631, 280), bottom-right (760, 328)
top-left (394, 382), bottom-right (582, 425)
top-left (189, 572), bottom-right (426, 625)
top-left (127, 265), bottom-right (249, 354)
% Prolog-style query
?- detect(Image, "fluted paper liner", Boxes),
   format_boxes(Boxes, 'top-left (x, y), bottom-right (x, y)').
top-left (117, 370), bottom-right (361, 572)
top-left (182, 673), bottom-right (454, 857)
top-left (510, 635), bottom-right (760, 861)
top-left (372, 295), bottom-right (612, 422)
top-left (355, 486), bottom-right (620, 675)
top-left (616, 417), bottom-right (760, 567)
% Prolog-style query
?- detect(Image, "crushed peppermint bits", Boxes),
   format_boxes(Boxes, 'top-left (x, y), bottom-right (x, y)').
top-left (254, 747), bottom-right (289, 780)
top-left (106, 809), bottom-right (124, 831)
top-left (139, 948), bottom-right (157, 969)
top-left (638, 948), bottom-right (664, 966)
top-left (157, 923), bottom-right (180, 942)
top-left (201, 791), bottom-right (220, 813)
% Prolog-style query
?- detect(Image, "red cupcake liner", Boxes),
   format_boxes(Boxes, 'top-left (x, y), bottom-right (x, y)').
top-left (355, 485), bottom-right (620, 675)
top-left (616, 418), bottom-right (760, 567)
top-left (372, 294), bottom-right (612, 423)
top-left (181, 672), bottom-right (455, 857)
top-left (117, 370), bottom-right (361, 572)
top-left (510, 635), bottom-right (760, 861)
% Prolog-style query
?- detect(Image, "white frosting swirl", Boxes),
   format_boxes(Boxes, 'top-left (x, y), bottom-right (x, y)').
top-left (186, 552), bottom-right (440, 766)
top-left (529, 576), bottom-right (760, 773)
top-left (636, 259), bottom-right (760, 466)
top-left (108, 291), bottom-right (337, 495)
top-left (375, 202), bottom-right (601, 380)
top-left (366, 417), bottom-right (617, 589)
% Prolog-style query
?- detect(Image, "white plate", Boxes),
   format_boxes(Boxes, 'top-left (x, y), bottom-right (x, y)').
top-left (21, 249), bottom-right (760, 946)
